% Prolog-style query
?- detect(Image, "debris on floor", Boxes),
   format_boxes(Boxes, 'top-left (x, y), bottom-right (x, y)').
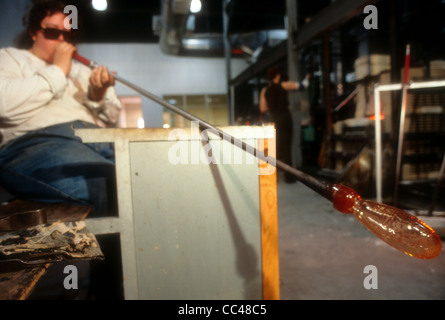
top-left (0, 221), bottom-right (103, 265)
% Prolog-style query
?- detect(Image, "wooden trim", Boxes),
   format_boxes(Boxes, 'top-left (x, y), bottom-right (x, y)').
top-left (18, 265), bottom-right (49, 300)
top-left (258, 137), bottom-right (280, 300)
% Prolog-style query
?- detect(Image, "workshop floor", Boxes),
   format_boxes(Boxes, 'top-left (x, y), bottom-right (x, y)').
top-left (276, 177), bottom-right (445, 300)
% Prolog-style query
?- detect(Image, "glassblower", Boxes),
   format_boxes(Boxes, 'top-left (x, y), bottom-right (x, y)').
top-left (73, 52), bottom-right (442, 260)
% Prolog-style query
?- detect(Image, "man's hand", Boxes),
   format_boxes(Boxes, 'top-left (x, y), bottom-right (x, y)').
top-left (53, 42), bottom-right (77, 76)
top-left (89, 66), bottom-right (115, 102)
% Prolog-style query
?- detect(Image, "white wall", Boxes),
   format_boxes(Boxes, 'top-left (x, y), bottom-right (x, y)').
top-left (77, 43), bottom-right (248, 127)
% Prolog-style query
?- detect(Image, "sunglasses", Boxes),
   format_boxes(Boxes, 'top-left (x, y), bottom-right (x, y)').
top-left (40, 28), bottom-right (75, 42)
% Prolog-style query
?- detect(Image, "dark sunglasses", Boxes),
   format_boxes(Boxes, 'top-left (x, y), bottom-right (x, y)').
top-left (40, 28), bottom-right (74, 42)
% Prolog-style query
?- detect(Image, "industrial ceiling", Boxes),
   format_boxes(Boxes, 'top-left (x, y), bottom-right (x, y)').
top-left (64, 0), bottom-right (331, 44)
top-left (48, 0), bottom-right (445, 61)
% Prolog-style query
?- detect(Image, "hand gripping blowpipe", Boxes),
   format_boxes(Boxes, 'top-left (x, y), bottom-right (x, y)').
top-left (73, 52), bottom-right (442, 259)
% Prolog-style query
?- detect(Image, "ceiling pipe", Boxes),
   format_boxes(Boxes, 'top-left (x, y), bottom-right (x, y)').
top-left (158, 0), bottom-right (287, 57)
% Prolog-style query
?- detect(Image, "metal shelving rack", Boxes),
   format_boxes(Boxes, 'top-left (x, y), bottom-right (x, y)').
top-left (374, 80), bottom-right (445, 208)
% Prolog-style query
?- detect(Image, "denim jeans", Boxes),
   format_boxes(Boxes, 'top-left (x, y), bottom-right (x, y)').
top-left (0, 121), bottom-right (116, 216)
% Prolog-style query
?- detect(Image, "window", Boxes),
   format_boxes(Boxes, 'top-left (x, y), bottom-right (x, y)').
top-left (162, 94), bottom-right (229, 128)
top-left (118, 96), bottom-right (145, 128)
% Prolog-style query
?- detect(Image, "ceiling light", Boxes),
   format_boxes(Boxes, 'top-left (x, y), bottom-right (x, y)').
top-left (190, 0), bottom-right (202, 13)
top-left (92, 0), bottom-right (108, 11)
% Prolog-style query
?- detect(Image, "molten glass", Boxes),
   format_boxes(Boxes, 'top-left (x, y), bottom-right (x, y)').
top-left (331, 184), bottom-right (442, 259)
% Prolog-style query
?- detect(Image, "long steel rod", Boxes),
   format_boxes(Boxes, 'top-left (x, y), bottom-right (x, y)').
top-left (334, 87), bottom-right (358, 112)
top-left (73, 53), bottom-right (333, 201)
top-left (374, 85), bottom-right (383, 203)
top-left (115, 73), bottom-right (332, 200)
top-left (394, 44), bottom-right (411, 206)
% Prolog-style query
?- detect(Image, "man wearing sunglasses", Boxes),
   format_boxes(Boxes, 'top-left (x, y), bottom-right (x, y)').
top-left (0, 1), bottom-right (122, 216)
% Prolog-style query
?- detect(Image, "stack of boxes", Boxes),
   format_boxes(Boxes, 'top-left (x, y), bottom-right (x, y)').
top-left (331, 55), bottom-right (445, 181)
top-left (332, 54), bottom-right (391, 171)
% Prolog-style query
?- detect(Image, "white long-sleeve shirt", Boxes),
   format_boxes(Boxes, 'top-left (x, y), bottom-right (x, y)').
top-left (0, 47), bottom-right (122, 147)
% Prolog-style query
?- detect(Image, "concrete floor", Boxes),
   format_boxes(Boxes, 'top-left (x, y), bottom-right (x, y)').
top-left (18, 174), bottom-right (445, 300)
top-left (276, 178), bottom-right (445, 300)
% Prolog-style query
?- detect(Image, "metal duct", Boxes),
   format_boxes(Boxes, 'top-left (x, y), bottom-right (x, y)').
top-left (159, 0), bottom-right (224, 56)
top-left (158, 0), bottom-right (287, 57)
top-left (159, 0), bottom-right (188, 55)
top-left (182, 34), bottom-right (223, 51)
top-left (172, 0), bottom-right (193, 14)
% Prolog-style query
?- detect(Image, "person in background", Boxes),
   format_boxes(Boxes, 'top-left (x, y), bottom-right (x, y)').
top-left (260, 66), bottom-right (309, 183)
top-left (0, 0), bottom-right (121, 216)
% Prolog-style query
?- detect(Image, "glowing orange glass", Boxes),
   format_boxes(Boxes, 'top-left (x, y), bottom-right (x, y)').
top-left (331, 184), bottom-right (442, 259)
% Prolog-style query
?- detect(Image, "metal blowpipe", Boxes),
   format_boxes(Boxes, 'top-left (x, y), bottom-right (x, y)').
top-left (73, 52), bottom-right (442, 259)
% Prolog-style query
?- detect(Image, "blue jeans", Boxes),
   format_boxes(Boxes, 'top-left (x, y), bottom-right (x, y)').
top-left (0, 121), bottom-right (116, 216)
